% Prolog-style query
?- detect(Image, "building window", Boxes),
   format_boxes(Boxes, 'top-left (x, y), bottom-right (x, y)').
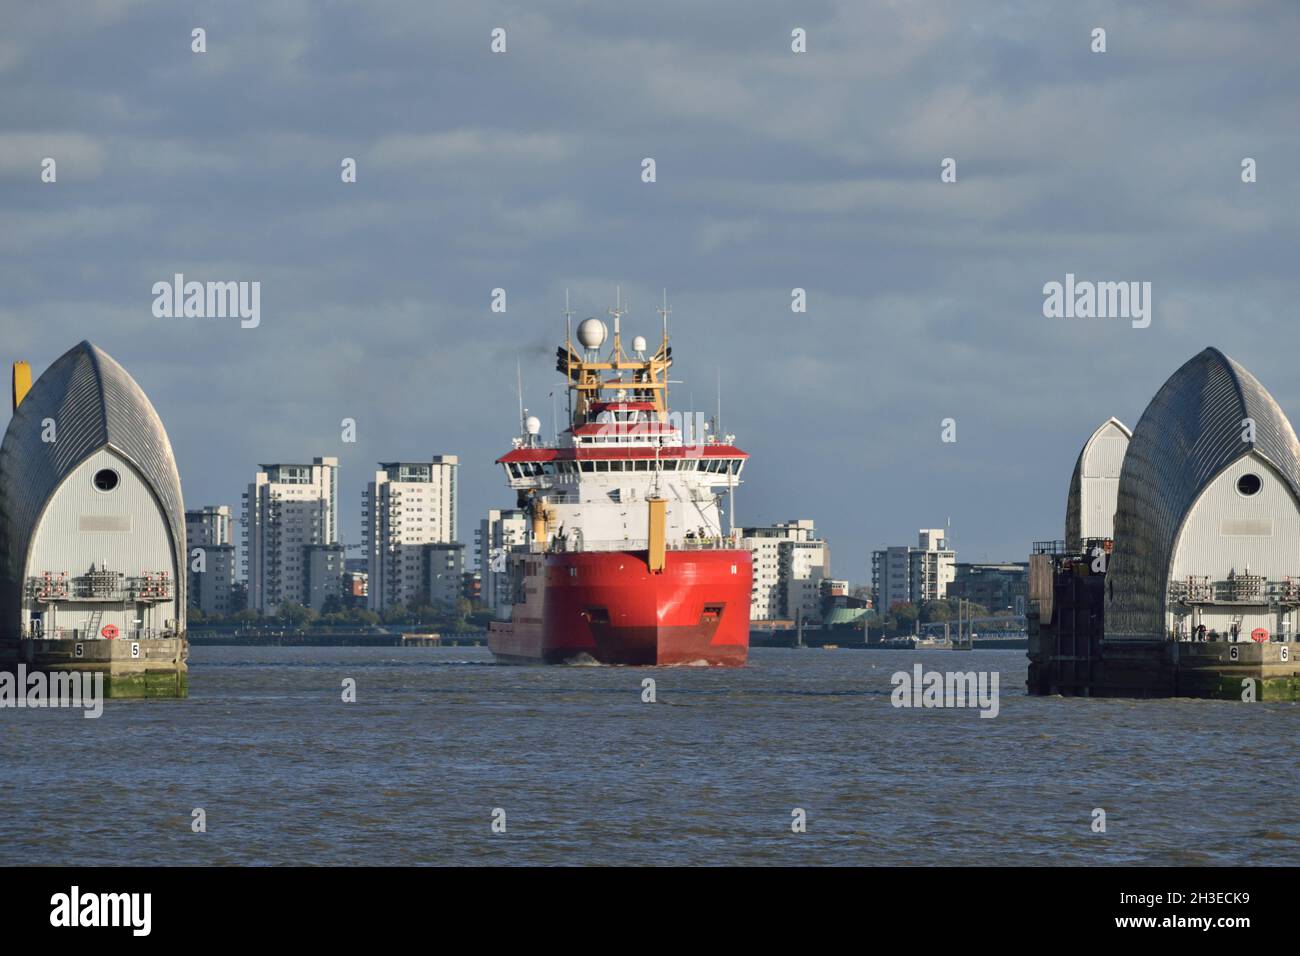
top-left (1236, 473), bottom-right (1262, 497)
top-left (92, 468), bottom-right (120, 492)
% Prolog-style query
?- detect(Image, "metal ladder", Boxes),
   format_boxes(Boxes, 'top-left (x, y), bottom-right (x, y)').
top-left (84, 609), bottom-right (103, 639)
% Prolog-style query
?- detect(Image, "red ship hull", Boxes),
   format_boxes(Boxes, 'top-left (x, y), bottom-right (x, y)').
top-left (489, 549), bottom-right (752, 666)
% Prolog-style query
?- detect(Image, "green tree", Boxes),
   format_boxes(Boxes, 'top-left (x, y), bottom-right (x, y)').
top-left (279, 602), bottom-right (315, 628)
top-left (889, 601), bottom-right (919, 635)
top-left (382, 603), bottom-right (410, 626)
top-left (918, 600), bottom-right (951, 625)
top-left (348, 607), bottom-right (381, 627)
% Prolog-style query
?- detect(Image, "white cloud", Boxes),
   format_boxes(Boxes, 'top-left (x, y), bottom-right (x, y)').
top-left (0, 132), bottom-right (105, 179)
top-left (370, 130), bottom-right (573, 168)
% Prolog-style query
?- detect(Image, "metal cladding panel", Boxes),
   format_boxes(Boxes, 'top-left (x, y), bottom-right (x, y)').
top-left (1065, 417), bottom-right (1131, 550)
top-left (1065, 450), bottom-right (1083, 548)
top-left (1105, 348), bottom-right (1300, 640)
top-left (0, 342), bottom-right (186, 627)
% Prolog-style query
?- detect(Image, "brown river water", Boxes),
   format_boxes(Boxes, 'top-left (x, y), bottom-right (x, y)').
top-left (1, 646), bottom-right (1295, 865)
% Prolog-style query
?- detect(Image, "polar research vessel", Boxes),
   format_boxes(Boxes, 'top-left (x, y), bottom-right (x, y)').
top-left (487, 294), bottom-right (753, 666)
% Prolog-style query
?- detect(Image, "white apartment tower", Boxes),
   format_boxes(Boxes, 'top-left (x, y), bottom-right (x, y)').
top-left (739, 520), bottom-right (829, 623)
top-left (185, 505), bottom-right (237, 617)
top-left (871, 528), bottom-right (957, 609)
top-left (363, 457), bottom-right (459, 612)
top-left (243, 457), bottom-right (339, 614)
top-left (478, 508), bottom-right (528, 618)
top-left (912, 528), bottom-right (957, 603)
top-left (874, 545), bottom-right (913, 612)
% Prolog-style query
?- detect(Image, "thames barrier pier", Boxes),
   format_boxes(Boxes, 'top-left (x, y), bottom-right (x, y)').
top-left (0, 342), bottom-right (188, 698)
top-left (1028, 348), bottom-right (1300, 699)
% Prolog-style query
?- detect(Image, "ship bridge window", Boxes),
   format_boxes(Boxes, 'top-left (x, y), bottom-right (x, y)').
top-left (580, 461), bottom-right (594, 472)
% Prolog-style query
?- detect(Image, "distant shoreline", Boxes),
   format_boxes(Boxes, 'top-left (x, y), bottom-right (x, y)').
top-left (187, 630), bottom-right (487, 648)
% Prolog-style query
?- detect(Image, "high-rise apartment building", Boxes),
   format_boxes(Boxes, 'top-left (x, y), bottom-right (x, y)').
top-left (363, 457), bottom-right (459, 612)
top-left (185, 505), bottom-right (237, 617)
top-left (477, 508), bottom-right (528, 617)
top-left (871, 528), bottom-right (957, 610)
top-left (243, 457), bottom-right (339, 614)
top-left (739, 519), bottom-right (829, 623)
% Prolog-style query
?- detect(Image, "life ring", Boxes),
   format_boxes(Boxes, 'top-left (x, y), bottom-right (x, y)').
top-left (102, 624), bottom-right (120, 640)
top-left (1250, 627), bottom-right (1268, 643)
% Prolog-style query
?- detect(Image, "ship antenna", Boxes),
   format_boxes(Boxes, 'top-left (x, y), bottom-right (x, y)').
top-left (562, 289), bottom-right (575, 430)
top-left (658, 288), bottom-right (670, 349)
top-left (516, 354), bottom-right (525, 438)
top-left (609, 285), bottom-right (624, 363)
top-left (563, 287), bottom-right (575, 347)
top-left (657, 289), bottom-right (671, 413)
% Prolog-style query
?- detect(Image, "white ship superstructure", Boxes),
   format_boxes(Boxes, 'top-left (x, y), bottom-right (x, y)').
top-left (498, 293), bottom-right (745, 553)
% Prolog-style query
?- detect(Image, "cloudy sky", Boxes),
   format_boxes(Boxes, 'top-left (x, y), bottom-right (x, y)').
top-left (2, 0), bottom-right (1297, 581)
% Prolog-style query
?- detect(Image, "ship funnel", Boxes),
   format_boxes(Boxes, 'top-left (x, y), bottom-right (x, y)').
top-left (647, 497), bottom-right (667, 573)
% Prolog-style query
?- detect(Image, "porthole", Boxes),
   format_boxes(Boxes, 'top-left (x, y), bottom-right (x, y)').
top-left (92, 468), bottom-right (119, 492)
top-left (1236, 473), bottom-right (1262, 497)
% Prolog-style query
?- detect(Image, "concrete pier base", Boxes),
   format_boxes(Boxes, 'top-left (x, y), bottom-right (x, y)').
top-left (1028, 608), bottom-right (1300, 700)
top-left (0, 637), bottom-right (188, 699)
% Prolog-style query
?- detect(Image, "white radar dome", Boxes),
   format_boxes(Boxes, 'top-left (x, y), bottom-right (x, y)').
top-left (577, 318), bottom-right (607, 349)
top-left (632, 335), bottom-right (647, 353)
top-left (525, 415), bottom-right (542, 435)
